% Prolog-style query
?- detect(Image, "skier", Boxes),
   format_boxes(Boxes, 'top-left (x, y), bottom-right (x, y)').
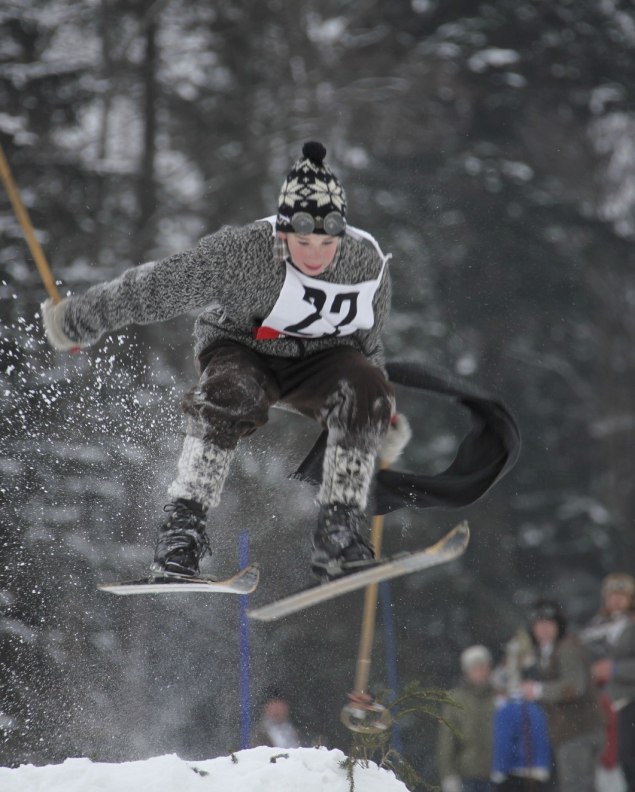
top-left (42, 141), bottom-right (404, 582)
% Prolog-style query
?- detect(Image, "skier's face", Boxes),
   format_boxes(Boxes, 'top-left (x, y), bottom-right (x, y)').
top-left (281, 232), bottom-right (339, 276)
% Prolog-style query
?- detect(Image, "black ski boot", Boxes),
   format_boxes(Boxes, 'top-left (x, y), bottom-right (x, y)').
top-left (311, 503), bottom-right (376, 580)
top-left (151, 498), bottom-right (210, 577)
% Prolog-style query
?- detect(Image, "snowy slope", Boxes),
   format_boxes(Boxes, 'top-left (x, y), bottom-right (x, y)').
top-left (0, 746), bottom-right (409, 792)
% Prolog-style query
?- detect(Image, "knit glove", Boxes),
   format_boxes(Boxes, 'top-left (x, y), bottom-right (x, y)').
top-left (441, 776), bottom-right (462, 792)
top-left (41, 298), bottom-right (83, 351)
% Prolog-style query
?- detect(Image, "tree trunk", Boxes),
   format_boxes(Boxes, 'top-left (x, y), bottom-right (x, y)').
top-left (136, 5), bottom-right (158, 259)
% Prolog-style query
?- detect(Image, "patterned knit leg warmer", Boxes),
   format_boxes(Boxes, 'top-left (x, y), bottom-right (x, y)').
top-left (167, 435), bottom-right (234, 512)
top-left (317, 444), bottom-right (376, 510)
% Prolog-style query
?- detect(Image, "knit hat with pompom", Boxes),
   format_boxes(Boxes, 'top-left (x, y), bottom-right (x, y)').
top-left (276, 141), bottom-right (347, 235)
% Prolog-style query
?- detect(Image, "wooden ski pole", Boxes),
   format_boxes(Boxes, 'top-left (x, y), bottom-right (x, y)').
top-left (341, 413), bottom-right (411, 733)
top-left (354, 459), bottom-right (390, 697)
top-left (341, 458), bottom-right (393, 733)
top-left (0, 142), bottom-right (62, 303)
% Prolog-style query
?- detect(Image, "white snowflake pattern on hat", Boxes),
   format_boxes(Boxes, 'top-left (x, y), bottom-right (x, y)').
top-left (279, 177), bottom-right (306, 209)
top-left (296, 157), bottom-right (324, 176)
top-left (309, 178), bottom-right (346, 210)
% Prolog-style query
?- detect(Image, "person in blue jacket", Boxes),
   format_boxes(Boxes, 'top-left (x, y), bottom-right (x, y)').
top-left (491, 694), bottom-right (551, 790)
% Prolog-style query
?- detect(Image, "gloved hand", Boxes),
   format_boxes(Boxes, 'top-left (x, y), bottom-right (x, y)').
top-left (379, 412), bottom-right (412, 465)
top-left (441, 776), bottom-right (462, 792)
top-left (41, 297), bottom-right (83, 351)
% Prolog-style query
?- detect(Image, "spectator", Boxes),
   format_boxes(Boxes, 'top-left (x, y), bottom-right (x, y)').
top-left (586, 573), bottom-right (635, 792)
top-left (437, 645), bottom-right (497, 792)
top-left (521, 599), bottom-right (603, 792)
top-left (491, 630), bottom-right (551, 790)
top-left (252, 689), bottom-right (301, 749)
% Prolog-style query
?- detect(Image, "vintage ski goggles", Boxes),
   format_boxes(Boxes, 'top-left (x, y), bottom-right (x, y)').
top-left (288, 211), bottom-right (346, 236)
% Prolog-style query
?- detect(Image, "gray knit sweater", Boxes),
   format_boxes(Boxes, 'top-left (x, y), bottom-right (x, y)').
top-left (63, 220), bottom-right (391, 367)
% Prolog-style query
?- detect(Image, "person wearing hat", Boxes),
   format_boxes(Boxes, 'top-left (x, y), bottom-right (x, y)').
top-left (521, 599), bottom-right (603, 792)
top-left (41, 141), bottom-right (404, 581)
top-left (437, 645), bottom-right (497, 792)
top-left (489, 628), bottom-right (552, 790)
top-left (583, 573), bottom-right (635, 792)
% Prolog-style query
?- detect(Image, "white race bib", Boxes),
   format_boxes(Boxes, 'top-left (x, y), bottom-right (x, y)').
top-left (256, 217), bottom-right (389, 340)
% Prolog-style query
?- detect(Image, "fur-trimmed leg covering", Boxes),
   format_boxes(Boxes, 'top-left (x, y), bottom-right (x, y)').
top-left (310, 366), bottom-right (394, 579)
top-left (317, 444), bottom-right (376, 510)
top-left (167, 435), bottom-right (234, 511)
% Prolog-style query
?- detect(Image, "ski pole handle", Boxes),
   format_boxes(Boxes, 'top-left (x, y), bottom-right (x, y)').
top-left (0, 142), bottom-right (62, 303)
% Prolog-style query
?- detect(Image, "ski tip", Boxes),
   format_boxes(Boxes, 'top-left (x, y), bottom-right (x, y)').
top-left (239, 563), bottom-right (261, 591)
top-left (442, 520), bottom-right (470, 551)
top-left (454, 520), bottom-right (470, 538)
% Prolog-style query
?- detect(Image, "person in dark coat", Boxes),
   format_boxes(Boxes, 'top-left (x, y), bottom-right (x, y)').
top-left (521, 599), bottom-right (603, 792)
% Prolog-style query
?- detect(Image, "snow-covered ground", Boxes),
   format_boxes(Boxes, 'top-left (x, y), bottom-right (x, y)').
top-left (0, 746), bottom-right (408, 792)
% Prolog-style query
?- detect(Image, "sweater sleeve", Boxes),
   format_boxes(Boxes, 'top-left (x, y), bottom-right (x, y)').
top-left (613, 657), bottom-right (635, 685)
top-left (61, 225), bottom-right (246, 347)
top-left (540, 641), bottom-right (590, 703)
top-left (612, 624), bottom-right (635, 685)
top-left (436, 701), bottom-right (460, 779)
top-left (357, 261), bottom-right (391, 370)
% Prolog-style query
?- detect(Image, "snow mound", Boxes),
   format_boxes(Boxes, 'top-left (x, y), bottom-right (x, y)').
top-left (0, 746), bottom-right (409, 792)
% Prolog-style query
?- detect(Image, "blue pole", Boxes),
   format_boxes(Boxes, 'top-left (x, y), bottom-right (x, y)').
top-left (380, 580), bottom-right (402, 752)
top-left (239, 532), bottom-right (251, 750)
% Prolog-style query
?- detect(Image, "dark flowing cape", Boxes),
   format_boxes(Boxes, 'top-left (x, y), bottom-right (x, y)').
top-left (291, 360), bottom-right (521, 516)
